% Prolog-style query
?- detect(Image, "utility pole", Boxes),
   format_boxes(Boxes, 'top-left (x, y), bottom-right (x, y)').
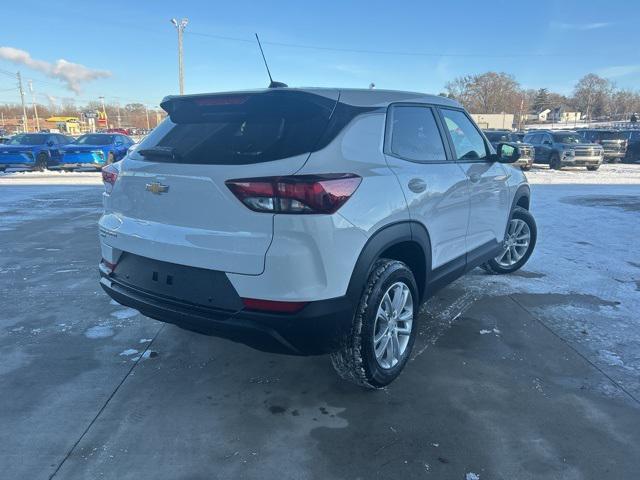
top-left (116, 103), bottom-right (122, 128)
top-left (171, 18), bottom-right (188, 94)
top-left (16, 71), bottom-right (28, 133)
top-left (145, 105), bottom-right (150, 130)
top-left (28, 80), bottom-right (40, 132)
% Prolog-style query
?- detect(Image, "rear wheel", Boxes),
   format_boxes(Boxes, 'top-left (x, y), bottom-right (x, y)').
top-left (587, 165), bottom-right (600, 171)
top-left (482, 207), bottom-right (537, 275)
top-left (549, 153), bottom-right (562, 170)
top-left (35, 153), bottom-right (48, 172)
top-left (330, 259), bottom-right (418, 389)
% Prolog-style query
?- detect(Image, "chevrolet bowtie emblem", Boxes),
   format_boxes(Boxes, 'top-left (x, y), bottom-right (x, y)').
top-left (145, 182), bottom-right (169, 194)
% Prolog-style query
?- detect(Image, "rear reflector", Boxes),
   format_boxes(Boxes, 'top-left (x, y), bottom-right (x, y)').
top-left (242, 298), bottom-right (308, 313)
top-left (102, 164), bottom-right (118, 194)
top-left (100, 258), bottom-right (117, 273)
top-left (226, 174), bottom-right (361, 214)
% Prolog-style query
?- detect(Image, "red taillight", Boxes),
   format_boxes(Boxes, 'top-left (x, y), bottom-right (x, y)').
top-left (242, 298), bottom-right (308, 313)
top-left (226, 174), bottom-right (361, 214)
top-left (102, 164), bottom-right (118, 194)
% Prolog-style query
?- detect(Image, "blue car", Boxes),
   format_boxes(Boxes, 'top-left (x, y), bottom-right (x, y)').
top-left (0, 133), bottom-right (74, 172)
top-left (58, 133), bottom-right (134, 170)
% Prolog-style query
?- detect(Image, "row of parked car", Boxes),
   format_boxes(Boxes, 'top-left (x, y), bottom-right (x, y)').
top-left (0, 132), bottom-right (135, 172)
top-left (483, 127), bottom-right (640, 171)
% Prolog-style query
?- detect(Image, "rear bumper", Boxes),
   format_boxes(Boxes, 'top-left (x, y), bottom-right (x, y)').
top-left (99, 264), bottom-right (354, 356)
top-left (59, 152), bottom-right (105, 166)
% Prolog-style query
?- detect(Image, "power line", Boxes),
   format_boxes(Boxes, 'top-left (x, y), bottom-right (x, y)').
top-left (184, 30), bottom-right (623, 58)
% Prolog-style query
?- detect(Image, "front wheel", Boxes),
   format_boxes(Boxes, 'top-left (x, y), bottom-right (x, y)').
top-left (549, 153), bottom-right (562, 170)
top-left (34, 153), bottom-right (48, 172)
top-left (587, 165), bottom-right (600, 171)
top-left (482, 207), bottom-right (537, 275)
top-left (330, 259), bottom-right (418, 389)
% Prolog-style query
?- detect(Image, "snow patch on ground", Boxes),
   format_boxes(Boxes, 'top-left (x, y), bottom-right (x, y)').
top-left (466, 473), bottom-right (480, 480)
top-left (110, 308), bottom-right (139, 320)
top-left (0, 170), bottom-right (101, 185)
top-left (139, 338), bottom-right (152, 344)
top-left (84, 325), bottom-right (114, 339)
top-left (526, 164), bottom-right (640, 185)
top-left (119, 349), bottom-right (139, 357)
top-left (599, 350), bottom-right (624, 367)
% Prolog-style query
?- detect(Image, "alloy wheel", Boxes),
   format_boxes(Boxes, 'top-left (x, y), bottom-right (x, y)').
top-left (496, 218), bottom-right (531, 267)
top-left (372, 282), bottom-right (414, 369)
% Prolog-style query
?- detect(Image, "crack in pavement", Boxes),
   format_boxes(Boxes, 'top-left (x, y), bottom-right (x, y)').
top-left (48, 324), bottom-right (165, 479)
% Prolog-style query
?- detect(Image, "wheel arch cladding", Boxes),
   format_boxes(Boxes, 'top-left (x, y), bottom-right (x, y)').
top-left (513, 184), bottom-right (531, 211)
top-left (347, 222), bottom-right (431, 302)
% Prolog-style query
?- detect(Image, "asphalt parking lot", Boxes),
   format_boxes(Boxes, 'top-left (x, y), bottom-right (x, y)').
top-left (1, 169), bottom-right (640, 479)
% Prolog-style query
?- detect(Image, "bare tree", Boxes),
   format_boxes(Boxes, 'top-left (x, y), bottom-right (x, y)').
top-left (572, 74), bottom-right (613, 120)
top-left (445, 72), bottom-right (522, 114)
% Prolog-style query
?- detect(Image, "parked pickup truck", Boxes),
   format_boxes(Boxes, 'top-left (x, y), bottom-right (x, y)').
top-left (578, 129), bottom-right (628, 163)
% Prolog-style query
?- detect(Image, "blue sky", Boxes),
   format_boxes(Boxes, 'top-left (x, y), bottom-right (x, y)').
top-left (1, 0), bottom-right (638, 108)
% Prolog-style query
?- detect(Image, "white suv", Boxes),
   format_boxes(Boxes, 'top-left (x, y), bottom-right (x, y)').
top-left (99, 88), bottom-right (536, 388)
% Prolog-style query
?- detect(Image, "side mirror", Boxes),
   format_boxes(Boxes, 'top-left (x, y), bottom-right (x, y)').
top-left (47, 141), bottom-right (54, 147)
top-left (543, 140), bottom-right (552, 146)
top-left (497, 143), bottom-right (520, 164)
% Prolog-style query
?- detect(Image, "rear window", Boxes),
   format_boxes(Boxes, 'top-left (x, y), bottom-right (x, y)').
top-left (132, 91), bottom-right (337, 165)
top-left (484, 131), bottom-right (510, 142)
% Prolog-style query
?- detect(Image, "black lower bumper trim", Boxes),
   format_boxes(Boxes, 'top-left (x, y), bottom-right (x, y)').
top-left (100, 275), bottom-right (354, 356)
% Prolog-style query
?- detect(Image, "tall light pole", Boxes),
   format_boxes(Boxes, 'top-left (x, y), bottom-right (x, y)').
top-left (28, 80), bottom-right (40, 132)
top-left (171, 18), bottom-right (188, 95)
top-left (16, 71), bottom-right (28, 133)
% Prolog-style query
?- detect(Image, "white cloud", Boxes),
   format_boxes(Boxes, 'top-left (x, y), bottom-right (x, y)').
top-left (550, 22), bottom-right (612, 31)
top-left (0, 46), bottom-right (111, 94)
top-left (597, 65), bottom-right (640, 78)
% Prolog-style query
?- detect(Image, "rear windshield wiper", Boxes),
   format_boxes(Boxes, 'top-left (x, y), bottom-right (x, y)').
top-left (138, 146), bottom-right (181, 161)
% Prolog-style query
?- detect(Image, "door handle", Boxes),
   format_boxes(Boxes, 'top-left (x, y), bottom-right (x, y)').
top-left (408, 178), bottom-right (427, 193)
top-left (469, 173), bottom-right (481, 183)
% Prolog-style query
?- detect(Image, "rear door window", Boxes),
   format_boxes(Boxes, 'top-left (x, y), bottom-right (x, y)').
top-left (439, 109), bottom-right (488, 160)
top-left (388, 105), bottom-right (447, 162)
top-left (132, 90), bottom-right (338, 165)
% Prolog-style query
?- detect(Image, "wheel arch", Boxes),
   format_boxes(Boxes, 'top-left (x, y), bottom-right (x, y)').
top-left (511, 184), bottom-right (531, 211)
top-left (346, 221), bottom-right (432, 303)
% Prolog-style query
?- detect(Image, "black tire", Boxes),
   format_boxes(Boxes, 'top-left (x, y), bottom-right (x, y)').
top-left (330, 259), bottom-right (419, 389)
top-left (587, 165), bottom-right (600, 171)
top-left (549, 153), bottom-right (562, 170)
top-left (521, 165), bottom-right (531, 171)
top-left (34, 153), bottom-right (48, 172)
top-left (482, 207), bottom-right (537, 275)
top-left (107, 152), bottom-right (115, 165)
